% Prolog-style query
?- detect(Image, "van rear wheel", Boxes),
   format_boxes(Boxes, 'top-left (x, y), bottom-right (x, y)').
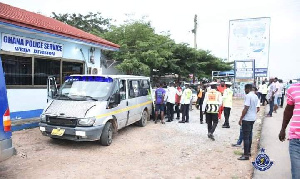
top-left (138, 110), bottom-right (148, 127)
top-left (100, 122), bottom-right (113, 146)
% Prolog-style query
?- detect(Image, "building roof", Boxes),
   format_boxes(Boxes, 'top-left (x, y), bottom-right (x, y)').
top-left (0, 3), bottom-right (120, 50)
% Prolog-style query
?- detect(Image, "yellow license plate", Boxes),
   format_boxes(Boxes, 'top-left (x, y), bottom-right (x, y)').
top-left (51, 129), bottom-right (65, 136)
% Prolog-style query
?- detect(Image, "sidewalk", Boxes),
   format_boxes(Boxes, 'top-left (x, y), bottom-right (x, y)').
top-left (253, 105), bottom-right (291, 179)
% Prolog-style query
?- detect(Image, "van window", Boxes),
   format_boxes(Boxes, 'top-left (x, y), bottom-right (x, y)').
top-left (140, 80), bottom-right (150, 96)
top-left (119, 80), bottom-right (126, 100)
top-left (129, 80), bottom-right (140, 98)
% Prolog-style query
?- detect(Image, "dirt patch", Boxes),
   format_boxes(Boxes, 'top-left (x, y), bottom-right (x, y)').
top-left (0, 100), bottom-right (261, 179)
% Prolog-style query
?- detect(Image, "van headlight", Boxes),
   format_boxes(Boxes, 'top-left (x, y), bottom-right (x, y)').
top-left (78, 117), bottom-right (96, 126)
top-left (40, 114), bottom-right (46, 122)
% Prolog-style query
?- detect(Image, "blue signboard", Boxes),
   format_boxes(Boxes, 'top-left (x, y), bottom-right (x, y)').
top-left (255, 68), bottom-right (268, 77)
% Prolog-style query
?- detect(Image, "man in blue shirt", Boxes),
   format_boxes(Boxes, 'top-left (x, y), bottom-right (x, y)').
top-left (155, 83), bottom-right (166, 124)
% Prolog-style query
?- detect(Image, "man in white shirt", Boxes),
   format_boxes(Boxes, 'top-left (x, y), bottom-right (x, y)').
top-left (266, 78), bottom-right (278, 117)
top-left (279, 79), bottom-right (285, 108)
top-left (274, 77), bottom-right (281, 113)
top-left (238, 84), bottom-right (260, 160)
top-left (166, 83), bottom-right (177, 122)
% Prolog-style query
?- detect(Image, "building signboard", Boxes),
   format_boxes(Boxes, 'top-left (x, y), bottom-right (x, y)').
top-left (1, 33), bottom-right (63, 58)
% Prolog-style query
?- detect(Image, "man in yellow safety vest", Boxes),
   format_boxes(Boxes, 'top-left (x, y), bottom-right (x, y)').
top-left (179, 84), bottom-right (193, 123)
top-left (222, 82), bottom-right (233, 128)
top-left (202, 82), bottom-right (223, 141)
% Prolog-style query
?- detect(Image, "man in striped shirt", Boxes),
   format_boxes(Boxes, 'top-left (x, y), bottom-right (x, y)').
top-left (279, 83), bottom-right (300, 179)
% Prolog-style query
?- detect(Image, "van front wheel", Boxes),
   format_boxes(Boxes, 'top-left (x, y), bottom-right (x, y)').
top-left (100, 122), bottom-right (113, 146)
top-left (138, 110), bottom-right (148, 127)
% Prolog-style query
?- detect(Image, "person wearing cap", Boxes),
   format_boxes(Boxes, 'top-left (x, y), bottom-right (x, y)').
top-left (202, 82), bottom-right (222, 141)
top-left (222, 82), bottom-right (233, 128)
top-left (179, 84), bottom-right (193, 123)
top-left (217, 80), bottom-right (227, 120)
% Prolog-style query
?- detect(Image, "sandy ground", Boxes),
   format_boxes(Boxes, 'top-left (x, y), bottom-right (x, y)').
top-left (0, 100), bottom-right (264, 179)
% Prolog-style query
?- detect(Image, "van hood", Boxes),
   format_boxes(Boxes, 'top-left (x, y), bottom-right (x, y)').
top-left (44, 100), bottom-right (102, 118)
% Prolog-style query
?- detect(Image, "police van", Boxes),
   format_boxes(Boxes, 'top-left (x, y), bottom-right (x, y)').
top-left (39, 75), bottom-right (152, 146)
top-left (0, 57), bottom-right (14, 161)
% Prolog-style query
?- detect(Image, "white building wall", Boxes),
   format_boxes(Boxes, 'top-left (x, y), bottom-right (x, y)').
top-left (1, 26), bottom-right (120, 120)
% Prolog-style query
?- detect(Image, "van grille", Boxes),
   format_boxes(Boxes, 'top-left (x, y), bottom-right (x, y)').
top-left (46, 116), bottom-right (77, 127)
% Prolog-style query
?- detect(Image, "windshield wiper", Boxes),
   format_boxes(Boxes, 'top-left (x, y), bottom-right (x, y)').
top-left (69, 95), bottom-right (98, 101)
top-left (83, 96), bottom-right (98, 101)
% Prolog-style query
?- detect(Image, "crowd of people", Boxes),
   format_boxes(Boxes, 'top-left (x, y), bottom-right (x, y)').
top-left (153, 80), bottom-right (234, 141)
top-left (153, 79), bottom-right (259, 161)
top-left (153, 77), bottom-right (299, 178)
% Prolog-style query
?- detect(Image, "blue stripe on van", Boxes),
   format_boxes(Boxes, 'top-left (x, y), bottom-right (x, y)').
top-left (10, 109), bottom-right (43, 120)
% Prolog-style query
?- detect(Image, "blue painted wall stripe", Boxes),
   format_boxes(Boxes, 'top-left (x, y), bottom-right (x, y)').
top-left (10, 109), bottom-right (43, 120)
top-left (12, 122), bottom-right (39, 132)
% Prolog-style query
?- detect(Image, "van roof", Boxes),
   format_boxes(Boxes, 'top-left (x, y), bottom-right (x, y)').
top-left (69, 74), bottom-right (150, 79)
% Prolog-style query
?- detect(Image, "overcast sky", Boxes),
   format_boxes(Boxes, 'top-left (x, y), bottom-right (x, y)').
top-left (1, 0), bottom-right (299, 80)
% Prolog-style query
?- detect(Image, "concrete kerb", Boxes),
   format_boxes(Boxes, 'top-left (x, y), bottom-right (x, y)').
top-left (250, 106), bottom-right (266, 178)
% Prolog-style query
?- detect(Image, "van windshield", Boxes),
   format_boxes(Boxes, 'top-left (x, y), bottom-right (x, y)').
top-left (57, 76), bottom-right (114, 101)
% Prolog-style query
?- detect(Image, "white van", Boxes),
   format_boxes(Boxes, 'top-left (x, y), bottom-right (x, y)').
top-left (39, 75), bottom-right (153, 146)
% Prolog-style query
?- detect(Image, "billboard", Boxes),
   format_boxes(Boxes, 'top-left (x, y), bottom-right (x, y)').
top-left (229, 17), bottom-right (271, 77)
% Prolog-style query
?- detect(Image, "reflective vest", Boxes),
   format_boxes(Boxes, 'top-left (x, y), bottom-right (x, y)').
top-left (181, 88), bottom-right (192, 104)
top-left (205, 89), bottom-right (220, 113)
top-left (197, 89), bottom-right (203, 98)
top-left (223, 88), bottom-right (233, 108)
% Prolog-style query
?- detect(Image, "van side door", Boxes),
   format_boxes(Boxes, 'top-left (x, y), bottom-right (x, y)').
top-left (127, 79), bottom-right (141, 125)
top-left (116, 79), bottom-right (128, 129)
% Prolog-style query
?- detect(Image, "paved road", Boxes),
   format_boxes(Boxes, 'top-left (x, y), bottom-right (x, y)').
top-left (253, 105), bottom-right (292, 179)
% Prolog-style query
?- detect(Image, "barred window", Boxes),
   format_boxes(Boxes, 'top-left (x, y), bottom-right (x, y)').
top-left (34, 58), bottom-right (60, 85)
top-left (1, 54), bottom-right (32, 85)
top-left (62, 61), bottom-right (83, 83)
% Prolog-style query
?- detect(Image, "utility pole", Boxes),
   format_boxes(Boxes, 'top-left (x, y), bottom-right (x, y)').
top-left (191, 14), bottom-right (198, 83)
top-left (192, 14), bottom-right (197, 49)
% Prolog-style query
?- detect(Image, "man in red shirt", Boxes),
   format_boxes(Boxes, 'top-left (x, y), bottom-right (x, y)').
top-left (175, 83), bottom-right (182, 120)
top-left (217, 80), bottom-right (226, 120)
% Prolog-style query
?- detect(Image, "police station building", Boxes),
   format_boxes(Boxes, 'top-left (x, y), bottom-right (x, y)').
top-left (0, 3), bottom-right (120, 120)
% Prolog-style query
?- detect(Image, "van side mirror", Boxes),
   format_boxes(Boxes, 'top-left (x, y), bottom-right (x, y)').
top-left (114, 93), bottom-right (121, 104)
top-left (47, 76), bottom-right (58, 101)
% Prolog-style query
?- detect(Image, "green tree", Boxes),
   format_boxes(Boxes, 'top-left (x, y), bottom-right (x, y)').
top-left (169, 43), bottom-right (232, 81)
top-left (51, 12), bottom-right (232, 81)
top-left (103, 20), bottom-right (175, 77)
top-left (51, 12), bottom-right (111, 35)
